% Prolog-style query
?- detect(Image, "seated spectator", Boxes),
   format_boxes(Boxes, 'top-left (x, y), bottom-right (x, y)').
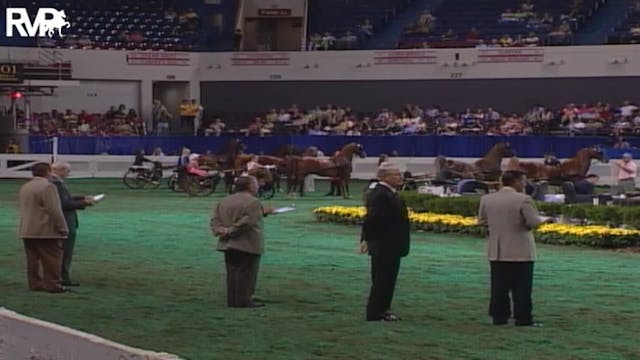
top-left (64, 35), bottom-right (79, 48)
top-left (358, 19), bottom-right (374, 37)
top-left (521, 1), bottom-right (535, 12)
top-left (246, 118), bottom-right (263, 136)
top-left (205, 118), bottom-right (226, 136)
top-left (338, 31), bottom-right (358, 49)
top-left (523, 32), bottom-right (540, 46)
top-left (620, 100), bottom-right (638, 117)
top-left (78, 35), bottom-right (92, 48)
top-left (308, 33), bottom-right (322, 50)
top-left (466, 28), bottom-right (480, 41)
top-left (129, 31), bottom-right (144, 43)
top-left (320, 33), bottom-right (336, 50)
top-left (441, 28), bottom-right (456, 40)
top-left (5, 138), bottom-right (20, 153)
top-left (77, 120), bottom-right (91, 135)
top-left (165, 8), bottom-right (178, 22)
top-left (149, 147), bottom-right (164, 157)
top-left (499, 34), bottom-right (514, 47)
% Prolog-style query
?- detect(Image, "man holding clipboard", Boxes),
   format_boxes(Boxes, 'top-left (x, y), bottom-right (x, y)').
top-left (50, 162), bottom-right (98, 287)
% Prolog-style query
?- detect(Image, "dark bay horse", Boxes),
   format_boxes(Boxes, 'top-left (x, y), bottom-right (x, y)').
top-left (287, 143), bottom-right (366, 198)
top-left (508, 146), bottom-right (608, 182)
top-left (441, 142), bottom-right (515, 181)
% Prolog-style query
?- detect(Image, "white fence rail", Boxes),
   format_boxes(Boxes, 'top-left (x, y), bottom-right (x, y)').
top-left (0, 307), bottom-right (181, 360)
top-left (0, 154), bottom-right (620, 184)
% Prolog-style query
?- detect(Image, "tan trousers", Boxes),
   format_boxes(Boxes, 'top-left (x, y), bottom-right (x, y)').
top-left (23, 239), bottom-right (64, 292)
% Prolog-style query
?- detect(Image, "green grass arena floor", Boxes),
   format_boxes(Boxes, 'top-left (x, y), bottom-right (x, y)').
top-left (0, 178), bottom-right (639, 360)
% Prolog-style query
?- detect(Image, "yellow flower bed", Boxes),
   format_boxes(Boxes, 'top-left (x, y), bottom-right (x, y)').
top-left (314, 206), bottom-right (640, 238)
top-left (537, 223), bottom-right (640, 237)
top-left (314, 206), bottom-right (478, 226)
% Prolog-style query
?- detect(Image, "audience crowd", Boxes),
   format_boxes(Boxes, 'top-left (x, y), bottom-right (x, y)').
top-left (18, 105), bottom-right (146, 136)
top-left (18, 100), bottom-right (640, 139)
top-left (400, 0), bottom-right (593, 49)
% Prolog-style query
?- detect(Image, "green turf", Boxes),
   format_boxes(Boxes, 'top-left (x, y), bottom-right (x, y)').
top-left (0, 178), bottom-right (638, 360)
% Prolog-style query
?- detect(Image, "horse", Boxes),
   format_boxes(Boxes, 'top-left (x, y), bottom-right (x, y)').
top-left (508, 146), bottom-right (608, 182)
top-left (286, 143), bottom-right (366, 198)
top-left (440, 142), bottom-right (515, 181)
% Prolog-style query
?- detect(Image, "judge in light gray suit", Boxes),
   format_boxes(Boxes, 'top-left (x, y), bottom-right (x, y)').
top-left (478, 170), bottom-right (547, 327)
top-left (51, 162), bottom-right (95, 286)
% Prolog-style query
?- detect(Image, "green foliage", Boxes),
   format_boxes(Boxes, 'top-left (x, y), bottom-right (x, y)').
top-left (401, 192), bottom-right (640, 229)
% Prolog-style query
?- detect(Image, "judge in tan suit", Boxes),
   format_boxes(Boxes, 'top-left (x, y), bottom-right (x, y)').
top-left (478, 170), bottom-right (545, 326)
top-left (18, 162), bottom-right (69, 293)
top-left (210, 176), bottom-right (274, 308)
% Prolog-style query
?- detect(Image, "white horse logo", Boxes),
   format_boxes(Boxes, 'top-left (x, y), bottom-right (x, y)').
top-left (42, 9), bottom-right (70, 37)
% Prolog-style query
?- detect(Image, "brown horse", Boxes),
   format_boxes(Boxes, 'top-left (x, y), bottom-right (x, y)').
top-left (287, 143), bottom-right (366, 198)
top-left (441, 142), bottom-right (515, 181)
top-left (508, 146), bottom-right (608, 182)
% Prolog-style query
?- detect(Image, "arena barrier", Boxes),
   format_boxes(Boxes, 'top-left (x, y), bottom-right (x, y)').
top-left (27, 135), bottom-right (638, 158)
top-left (0, 154), bottom-right (622, 185)
top-left (0, 307), bottom-right (182, 360)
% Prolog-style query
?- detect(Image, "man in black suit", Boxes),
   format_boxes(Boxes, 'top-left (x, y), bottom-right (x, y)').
top-left (51, 162), bottom-right (94, 286)
top-left (361, 164), bottom-right (410, 321)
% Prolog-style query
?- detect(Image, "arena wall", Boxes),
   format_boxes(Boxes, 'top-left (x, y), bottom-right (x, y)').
top-left (199, 76), bottom-right (640, 114)
top-left (2, 45), bottom-right (640, 120)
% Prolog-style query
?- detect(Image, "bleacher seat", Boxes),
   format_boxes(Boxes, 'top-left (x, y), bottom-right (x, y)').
top-left (399, 0), bottom-right (604, 49)
top-left (2, 0), bottom-right (237, 51)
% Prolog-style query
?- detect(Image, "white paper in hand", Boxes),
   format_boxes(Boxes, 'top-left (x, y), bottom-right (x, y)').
top-left (93, 194), bottom-right (105, 202)
top-left (273, 206), bottom-right (296, 214)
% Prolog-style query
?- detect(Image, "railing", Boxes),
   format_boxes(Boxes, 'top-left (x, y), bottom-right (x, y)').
top-left (0, 154), bottom-right (621, 185)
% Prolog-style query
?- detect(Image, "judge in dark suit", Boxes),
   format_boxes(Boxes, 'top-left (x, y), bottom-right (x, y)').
top-left (51, 162), bottom-right (95, 286)
top-left (478, 171), bottom-right (545, 327)
top-left (361, 164), bottom-right (410, 321)
top-left (211, 175), bottom-right (274, 308)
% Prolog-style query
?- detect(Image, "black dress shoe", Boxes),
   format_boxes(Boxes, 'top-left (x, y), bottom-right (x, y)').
top-left (62, 281), bottom-right (80, 287)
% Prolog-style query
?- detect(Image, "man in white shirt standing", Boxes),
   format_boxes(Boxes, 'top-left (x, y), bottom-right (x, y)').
top-left (614, 152), bottom-right (637, 193)
top-left (192, 99), bottom-right (204, 136)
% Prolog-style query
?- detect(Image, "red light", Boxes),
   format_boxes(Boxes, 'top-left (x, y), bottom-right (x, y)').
top-left (10, 91), bottom-right (22, 100)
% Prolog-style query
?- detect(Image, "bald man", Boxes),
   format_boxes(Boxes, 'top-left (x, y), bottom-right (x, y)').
top-left (361, 164), bottom-right (410, 321)
top-left (51, 162), bottom-right (95, 286)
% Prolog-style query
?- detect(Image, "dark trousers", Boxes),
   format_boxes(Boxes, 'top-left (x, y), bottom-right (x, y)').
top-left (61, 230), bottom-right (76, 283)
top-left (366, 256), bottom-right (401, 320)
top-left (489, 261), bottom-right (534, 324)
top-left (180, 115), bottom-right (194, 130)
top-left (23, 239), bottom-right (64, 292)
top-left (224, 249), bottom-right (261, 307)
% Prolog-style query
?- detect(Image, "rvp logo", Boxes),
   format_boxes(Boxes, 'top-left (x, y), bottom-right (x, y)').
top-left (5, 8), bottom-right (70, 38)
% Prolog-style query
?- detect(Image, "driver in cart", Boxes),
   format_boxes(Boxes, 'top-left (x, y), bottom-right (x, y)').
top-left (132, 149), bottom-right (161, 184)
top-left (186, 154), bottom-right (216, 179)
